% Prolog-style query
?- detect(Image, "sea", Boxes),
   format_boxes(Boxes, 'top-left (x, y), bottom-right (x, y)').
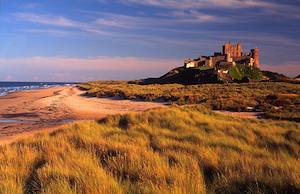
top-left (0, 82), bottom-right (77, 96)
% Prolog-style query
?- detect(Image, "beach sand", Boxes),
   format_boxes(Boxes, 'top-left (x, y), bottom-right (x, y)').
top-left (0, 86), bottom-right (165, 143)
top-left (214, 110), bottom-right (263, 119)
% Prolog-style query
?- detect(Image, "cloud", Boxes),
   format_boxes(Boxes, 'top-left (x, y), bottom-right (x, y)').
top-left (14, 10), bottom-right (228, 41)
top-left (165, 10), bottom-right (224, 22)
top-left (94, 14), bottom-right (140, 28)
top-left (14, 12), bottom-right (109, 35)
top-left (121, 0), bottom-right (300, 19)
top-left (14, 13), bottom-right (76, 27)
top-left (92, 1), bottom-right (300, 31)
top-left (24, 29), bottom-right (73, 36)
top-left (121, 0), bottom-right (275, 9)
top-left (91, 10), bottom-right (226, 30)
top-left (0, 55), bottom-right (299, 81)
top-left (0, 56), bottom-right (181, 81)
top-left (0, 56), bottom-right (177, 70)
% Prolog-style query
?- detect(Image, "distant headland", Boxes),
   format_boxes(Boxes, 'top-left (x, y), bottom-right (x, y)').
top-left (140, 42), bottom-right (299, 85)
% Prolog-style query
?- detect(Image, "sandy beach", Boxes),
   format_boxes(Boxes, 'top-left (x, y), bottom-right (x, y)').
top-left (0, 86), bottom-right (165, 142)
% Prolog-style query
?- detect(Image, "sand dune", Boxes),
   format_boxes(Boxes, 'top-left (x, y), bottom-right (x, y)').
top-left (0, 86), bottom-right (165, 142)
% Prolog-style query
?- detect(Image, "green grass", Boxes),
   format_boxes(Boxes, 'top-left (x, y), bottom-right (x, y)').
top-left (194, 66), bottom-right (213, 71)
top-left (80, 81), bottom-right (300, 121)
top-left (229, 65), bottom-right (244, 80)
top-left (229, 65), bottom-right (262, 81)
top-left (0, 105), bottom-right (299, 193)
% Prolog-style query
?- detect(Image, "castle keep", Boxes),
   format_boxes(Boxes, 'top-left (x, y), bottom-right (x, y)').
top-left (184, 42), bottom-right (260, 69)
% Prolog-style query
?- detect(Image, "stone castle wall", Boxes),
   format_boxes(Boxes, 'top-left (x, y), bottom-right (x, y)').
top-left (251, 48), bottom-right (260, 68)
top-left (184, 42), bottom-right (260, 69)
top-left (223, 42), bottom-right (242, 57)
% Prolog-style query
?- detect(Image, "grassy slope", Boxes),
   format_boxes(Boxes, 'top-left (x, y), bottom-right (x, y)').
top-left (229, 65), bottom-right (262, 81)
top-left (0, 106), bottom-right (299, 193)
top-left (80, 81), bottom-right (300, 121)
top-left (261, 71), bottom-right (289, 81)
top-left (141, 65), bottom-right (263, 84)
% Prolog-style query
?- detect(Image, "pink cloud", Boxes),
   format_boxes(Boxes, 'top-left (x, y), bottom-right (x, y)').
top-left (0, 56), bottom-right (182, 81)
top-left (1, 56), bottom-right (298, 81)
top-left (0, 56), bottom-right (181, 71)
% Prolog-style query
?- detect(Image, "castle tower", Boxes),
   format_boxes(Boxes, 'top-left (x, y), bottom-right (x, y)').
top-left (222, 42), bottom-right (242, 58)
top-left (205, 57), bottom-right (213, 67)
top-left (222, 42), bottom-right (230, 55)
top-left (225, 53), bottom-right (232, 62)
top-left (251, 48), bottom-right (260, 68)
top-left (237, 42), bottom-right (242, 57)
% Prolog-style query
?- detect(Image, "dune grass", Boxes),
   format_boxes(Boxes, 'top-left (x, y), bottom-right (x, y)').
top-left (0, 105), bottom-right (299, 193)
top-left (80, 81), bottom-right (300, 122)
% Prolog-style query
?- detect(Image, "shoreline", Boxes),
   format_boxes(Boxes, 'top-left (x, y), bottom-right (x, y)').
top-left (0, 83), bottom-right (76, 97)
top-left (0, 85), bottom-right (266, 144)
top-left (0, 86), bottom-right (166, 143)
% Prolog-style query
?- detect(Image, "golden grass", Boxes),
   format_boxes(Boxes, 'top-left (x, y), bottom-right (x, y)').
top-left (0, 105), bottom-right (299, 193)
top-left (80, 81), bottom-right (300, 121)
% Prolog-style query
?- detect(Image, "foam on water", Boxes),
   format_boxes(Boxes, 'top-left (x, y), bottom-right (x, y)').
top-left (0, 82), bottom-right (77, 97)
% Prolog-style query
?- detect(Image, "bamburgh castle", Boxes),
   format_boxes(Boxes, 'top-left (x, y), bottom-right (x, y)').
top-left (184, 42), bottom-right (260, 70)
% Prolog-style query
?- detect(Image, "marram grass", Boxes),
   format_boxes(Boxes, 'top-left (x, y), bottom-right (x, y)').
top-left (80, 81), bottom-right (300, 121)
top-left (0, 105), bottom-right (299, 193)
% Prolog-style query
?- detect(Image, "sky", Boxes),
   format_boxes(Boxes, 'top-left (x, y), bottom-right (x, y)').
top-left (0, 0), bottom-right (300, 81)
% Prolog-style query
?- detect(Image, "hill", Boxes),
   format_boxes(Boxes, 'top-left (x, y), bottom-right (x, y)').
top-left (0, 105), bottom-right (299, 193)
top-left (261, 71), bottom-right (300, 84)
top-left (141, 65), bottom-right (263, 85)
top-left (261, 71), bottom-right (290, 81)
top-left (141, 66), bottom-right (220, 85)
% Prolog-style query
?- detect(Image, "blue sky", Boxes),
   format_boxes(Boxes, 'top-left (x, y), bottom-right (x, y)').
top-left (0, 0), bottom-right (299, 81)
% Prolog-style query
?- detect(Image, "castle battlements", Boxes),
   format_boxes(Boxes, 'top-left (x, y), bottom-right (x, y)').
top-left (184, 42), bottom-right (260, 69)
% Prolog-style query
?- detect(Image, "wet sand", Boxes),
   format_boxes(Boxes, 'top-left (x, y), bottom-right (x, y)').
top-left (0, 86), bottom-right (165, 142)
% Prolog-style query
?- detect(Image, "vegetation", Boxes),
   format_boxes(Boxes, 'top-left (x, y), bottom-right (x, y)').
top-left (194, 66), bottom-right (213, 71)
top-left (229, 65), bottom-right (244, 80)
top-left (139, 64), bottom-right (265, 85)
top-left (0, 105), bottom-right (299, 193)
top-left (261, 71), bottom-right (300, 84)
top-left (140, 66), bottom-right (220, 85)
top-left (263, 94), bottom-right (300, 122)
top-left (262, 71), bottom-right (289, 81)
top-left (80, 81), bottom-right (300, 121)
top-left (229, 65), bottom-right (263, 81)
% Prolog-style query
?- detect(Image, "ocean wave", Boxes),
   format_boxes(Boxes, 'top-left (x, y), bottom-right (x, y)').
top-left (0, 82), bottom-right (76, 96)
